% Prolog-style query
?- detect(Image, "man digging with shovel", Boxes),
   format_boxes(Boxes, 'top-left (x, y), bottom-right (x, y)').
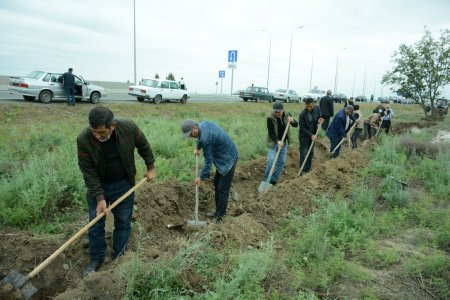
top-left (326, 105), bottom-right (355, 158)
top-left (298, 98), bottom-right (324, 176)
top-left (181, 119), bottom-right (238, 224)
top-left (260, 102), bottom-right (298, 188)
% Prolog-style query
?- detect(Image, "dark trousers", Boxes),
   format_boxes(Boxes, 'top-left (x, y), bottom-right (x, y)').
top-left (329, 135), bottom-right (343, 158)
top-left (299, 138), bottom-right (314, 172)
top-left (65, 86), bottom-right (74, 104)
top-left (213, 160), bottom-right (237, 220)
top-left (381, 120), bottom-right (391, 134)
top-left (351, 128), bottom-right (362, 148)
top-left (322, 117), bottom-right (331, 131)
top-left (363, 123), bottom-right (373, 140)
top-left (86, 179), bottom-right (134, 262)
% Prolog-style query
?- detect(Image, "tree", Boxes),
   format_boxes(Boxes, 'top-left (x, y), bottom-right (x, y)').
top-left (154, 73), bottom-right (160, 79)
top-left (382, 28), bottom-right (450, 118)
top-left (166, 73), bottom-right (175, 81)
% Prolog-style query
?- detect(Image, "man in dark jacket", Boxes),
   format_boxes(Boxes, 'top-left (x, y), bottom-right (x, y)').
top-left (263, 102), bottom-right (298, 185)
top-left (326, 105), bottom-right (354, 158)
top-left (299, 98), bottom-right (324, 175)
top-left (62, 67), bottom-right (75, 106)
top-left (181, 119), bottom-right (238, 223)
top-left (319, 89), bottom-right (334, 131)
top-left (77, 107), bottom-right (156, 277)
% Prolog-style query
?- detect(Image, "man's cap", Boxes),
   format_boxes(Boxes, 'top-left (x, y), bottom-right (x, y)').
top-left (305, 97), bottom-right (315, 103)
top-left (273, 102), bottom-right (284, 112)
top-left (181, 119), bottom-right (198, 138)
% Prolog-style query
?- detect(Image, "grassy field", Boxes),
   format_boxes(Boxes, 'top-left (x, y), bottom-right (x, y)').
top-left (0, 101), bottom-right (448, 299)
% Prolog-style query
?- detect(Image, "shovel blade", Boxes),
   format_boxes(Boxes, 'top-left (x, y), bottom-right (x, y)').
top-left (186, 220), bottom-right (208, 229)
top-left (257, 180), bottom-right (272, 193)
top-left (2, 269), bottom-right (38, 300)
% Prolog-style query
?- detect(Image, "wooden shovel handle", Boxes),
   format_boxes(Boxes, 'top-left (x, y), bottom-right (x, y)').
top-left (28, 177), bottom-right (147, 278)
top-left (298, 125), bottom-right (320, 176)
top-left (267, 123), bottom-right (290, 182)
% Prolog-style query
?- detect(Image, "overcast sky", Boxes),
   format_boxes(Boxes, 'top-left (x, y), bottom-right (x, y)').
top-left (1, 0), bottom-right (449, 97)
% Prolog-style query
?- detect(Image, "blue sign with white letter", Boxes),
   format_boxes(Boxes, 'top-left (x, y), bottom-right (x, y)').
top-left (219, 70), bottom-right (225, 78)
top-left (228, 50), bottom-right (238, 63)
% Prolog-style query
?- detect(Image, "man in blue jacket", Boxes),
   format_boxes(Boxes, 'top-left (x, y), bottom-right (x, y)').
top-left (326, 105), bottom-right (354, 158)
top-left (181, 119), bottom-right (238, 223)
top-left (62, 67), bottom-right (75, 106)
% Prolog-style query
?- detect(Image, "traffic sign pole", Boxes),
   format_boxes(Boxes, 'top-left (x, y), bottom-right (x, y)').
top-left (221, 78), bottom-right (223, 94)
top-left (230, 69), bottom-right (234, 97)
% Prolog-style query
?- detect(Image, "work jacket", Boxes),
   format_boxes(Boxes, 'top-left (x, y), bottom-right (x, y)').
top-left (266, 112), bottom-right (298, 148)
top-left (197, 121), bottom-right (238, 179)
top-left (77, 118), bottom-right (155, 197)
top-left (298, 105), bottom-right (321, 140)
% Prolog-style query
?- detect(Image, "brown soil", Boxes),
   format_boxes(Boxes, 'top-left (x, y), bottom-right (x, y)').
top-left (0, 123), bottom-right (428, 299)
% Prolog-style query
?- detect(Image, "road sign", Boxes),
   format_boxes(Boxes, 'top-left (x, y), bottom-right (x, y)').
top-left (228, 50), bottom-right (238, 63)
top-left (219, 70), bottom-right (225, 78)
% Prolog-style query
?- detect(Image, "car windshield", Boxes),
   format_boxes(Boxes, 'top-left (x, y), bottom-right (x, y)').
top-left (25, 71), bottom-right (45, 79)
top-left (275, 89), bottom-right (286, 93)
top-left (308, 89), bottom-right (322, 94)
top-left (246, 87), bottom-right (258, 92)
top-left (141, 79), bottom-right (158, 87)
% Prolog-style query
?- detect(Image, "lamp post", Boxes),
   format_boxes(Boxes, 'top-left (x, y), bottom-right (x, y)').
top-left (362, 60), bottom-right (374, 97)
top-left (133, 0), bottom-right (137, 85)
top-left (305, 49), bottom-right (314, 90)
top-left (262, 29), bottom-right (271, 89)
top-left (287, 26), bottom-right (304, 90)
top-left (333, 47), bottom-right (347, 94)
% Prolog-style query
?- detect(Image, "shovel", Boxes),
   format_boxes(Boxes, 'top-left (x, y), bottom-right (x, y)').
top-left (1, 177), bottom-right (148, 300)
top-left (186, 155), bottom-right (207, 229)
top-left (258, 123), bottom-right (290, 194)
top-left (298, 125), bottom-right (320, 176)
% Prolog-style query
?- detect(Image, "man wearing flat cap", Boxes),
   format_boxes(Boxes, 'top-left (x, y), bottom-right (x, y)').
top-left (263, 102), bottom-right (298, 185)
top-left (181, 119), bottom-right (238, 223)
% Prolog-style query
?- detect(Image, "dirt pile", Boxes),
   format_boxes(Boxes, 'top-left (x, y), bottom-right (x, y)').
top-left (0, 132), bottom-right (398, 299)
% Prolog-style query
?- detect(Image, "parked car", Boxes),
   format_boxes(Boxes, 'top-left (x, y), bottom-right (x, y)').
top-left (426, 98), bottom-right (448, 116)
top-left (8, 70), bottom-right (106, 103)
top-left (272, 89), bottom-right (301, 103)
top-left (331, 93), bottom-right (347, 103)
top-left (128, 78), bottom-right (189, 104)
top-left (303, 88), bottom-right (326, 101)
top-left (240, 86), bottom-right (273, 102)
top-left (355, 95), bottom-right (368, 102)
top-left (378, 97), bottom-right (389, 104)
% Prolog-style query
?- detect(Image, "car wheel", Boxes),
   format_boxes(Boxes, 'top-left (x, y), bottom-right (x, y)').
top-left (269, 98), bottom-right (273, 103)
top-left (297, 98), bottom-right (301, 103)
top-left (243, 98), bottom-right (248, 102)
top-left (137, 96), bottom-right (144, 102)
top-left (39, 90), bottom-right (53, 103)
top-left (180, 95), bottom-right (187, 104)
top-left (23, 95), bottom-right (35, 101)
top-left (154, 94), bottom-right (162, 104)
top-left (256, 97), bottom-right (260, 103)
top-left (286, 97), bottom-right (290, 103)
top-left (90, 92), bottom-right (101, 104)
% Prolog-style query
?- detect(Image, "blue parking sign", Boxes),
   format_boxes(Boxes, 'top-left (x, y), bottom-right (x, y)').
top-left (219, 70), bottom-right (225, 78)
top-left (228, 50), bottom-right (238, 63)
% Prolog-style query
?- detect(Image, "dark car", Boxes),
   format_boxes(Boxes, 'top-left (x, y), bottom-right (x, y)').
top-left (378, 97), bottom-right (389, 104)
top-left (355, 95), bottom-right (367, 102)
top-left (240, 86), bottom-right (273, 102)
top-left (331, 93), bottom-right (347, 103)
top-left (426, 98), bottom-right (448, 116)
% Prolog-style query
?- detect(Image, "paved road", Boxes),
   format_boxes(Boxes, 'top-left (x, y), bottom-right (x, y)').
top-left (0, 90), bottom-right (242, 103)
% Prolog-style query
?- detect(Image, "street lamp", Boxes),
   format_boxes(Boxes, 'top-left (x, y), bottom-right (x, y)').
top-left (333, 47), bottom-right (347, 94)
top-left (362, 59), bottom-right (374, 96)
top-left (287, 26), bottom-right (304, 90)
top-left (305, 49), bottom-right (314, 90)
top-left (262, 29), bottom-right (271, 89)
top-left (133, 0), bottom-right (137, 85)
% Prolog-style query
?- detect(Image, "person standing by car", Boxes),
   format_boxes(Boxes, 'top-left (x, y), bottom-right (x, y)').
top-left (326, 105), bottom-right (354, 158)
top-left (62, 68), bottom-right (75, 106)
top-left (380, 104), bottom-right (394, 134)
top-left (179, 78), bottom-right (186, 90)
top-left (319, 90), bottom-right (334, 131)
top-left (77, 107), bottom-right (156, 277)
top-left (298, 98), bottom-right (323, 175)
top-left (263, 102), bottom-right (298, 184)
top-left (181, 119), bottom-right (238, 223)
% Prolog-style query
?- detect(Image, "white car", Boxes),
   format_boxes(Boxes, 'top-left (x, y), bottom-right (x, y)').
top-left (273, 89), bottom-right (301, 103)
top-left (303, 88), bottom-right (326, 101)
top-left (128, 79), bottom-right (189, 104)
top-left (9, 70), bottom-right (106, 103)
